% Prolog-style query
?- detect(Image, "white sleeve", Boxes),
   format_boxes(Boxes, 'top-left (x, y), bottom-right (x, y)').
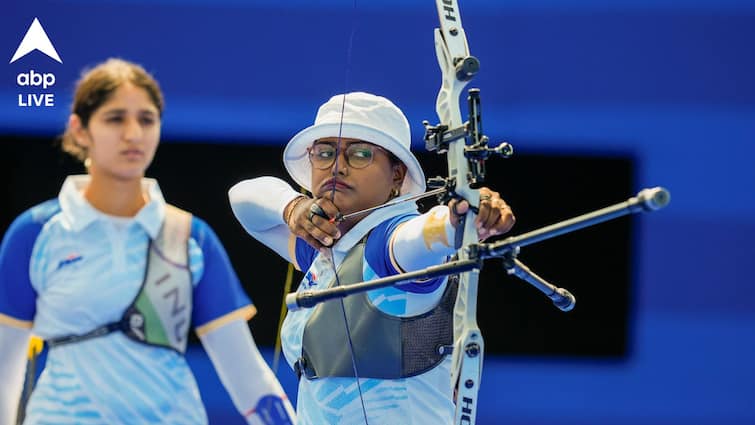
top-left (229, 177), bottom-right (301, 264)
top-left (390, 205), bottom-right (458, 272)
top-left (199, 319), bottom-right (296, 425)
top-left (0, 324), bottom-right (30, 425)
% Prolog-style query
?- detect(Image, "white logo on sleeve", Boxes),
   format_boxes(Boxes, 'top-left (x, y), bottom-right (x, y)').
top-left (9, 18), bottom-right (62, 64)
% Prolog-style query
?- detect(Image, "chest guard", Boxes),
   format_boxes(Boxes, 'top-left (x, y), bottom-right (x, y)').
top-left (47, 205), bottom-right (194, 354)
top-left (296, 241), bottom-right (457, 380)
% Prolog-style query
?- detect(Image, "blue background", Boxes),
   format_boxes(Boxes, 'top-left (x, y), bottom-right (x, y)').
top-left (2, 0), bottom-right (754, 424)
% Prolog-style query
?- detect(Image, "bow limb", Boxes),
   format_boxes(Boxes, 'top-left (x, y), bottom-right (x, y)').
top-left (432, 1), bottom-right (484, 424)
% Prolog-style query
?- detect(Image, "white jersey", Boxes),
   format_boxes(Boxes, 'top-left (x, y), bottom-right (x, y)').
top-left (0, 176), bottom-right (255, 425)
top-left (281, 202), bottom-right (454, 425)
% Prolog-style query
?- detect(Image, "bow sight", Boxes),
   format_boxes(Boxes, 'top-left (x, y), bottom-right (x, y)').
top-left (423, 89), bottom-right (513, 190)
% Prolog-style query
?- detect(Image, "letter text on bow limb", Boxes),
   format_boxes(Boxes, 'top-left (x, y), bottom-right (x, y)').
top-left (431, 1), bottom-right (484, 423)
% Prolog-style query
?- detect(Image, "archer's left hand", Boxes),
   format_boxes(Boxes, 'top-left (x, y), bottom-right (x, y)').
top-left (449, 187), bottom-right (515, 240)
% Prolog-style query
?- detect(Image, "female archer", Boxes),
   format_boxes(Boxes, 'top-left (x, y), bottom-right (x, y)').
top-left (0, 58), bottom-right (295, 425)
top-left (230, 91), bottom-right (515, 424)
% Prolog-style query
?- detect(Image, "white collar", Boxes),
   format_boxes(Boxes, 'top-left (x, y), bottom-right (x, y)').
top-left (58, 175), bottom-right (166, 239)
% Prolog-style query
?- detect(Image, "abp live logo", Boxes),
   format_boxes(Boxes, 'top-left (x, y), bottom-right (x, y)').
top-left (10, 17), bottom-right (62, 108)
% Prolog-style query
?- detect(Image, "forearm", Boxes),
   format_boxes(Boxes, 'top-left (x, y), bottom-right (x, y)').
top-left (390, 205), bottom-right (458, 272)
top-left (199, 319), bottom-right (296, 425)
top-left (229, 177), bottom-right (305, 263)
top-left (229, 177), bottom-right (301, 233)
top-left (0, 324), bottom-right (30, 425)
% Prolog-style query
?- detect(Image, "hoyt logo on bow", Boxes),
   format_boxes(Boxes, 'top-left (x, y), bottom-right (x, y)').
top-left (440, 0), bottom-right (458, 22)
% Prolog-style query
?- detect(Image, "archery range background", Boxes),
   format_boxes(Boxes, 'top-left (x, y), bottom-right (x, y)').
top-left (2, 1), bottom-right (754, 424)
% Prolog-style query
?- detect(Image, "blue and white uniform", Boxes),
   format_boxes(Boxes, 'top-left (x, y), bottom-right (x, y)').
top-left (0, 175), bottom-right (255, 425)
top-left (282, 203), bottom-right (454, 425)
top-left (230, 177), bottom-right (460, 425)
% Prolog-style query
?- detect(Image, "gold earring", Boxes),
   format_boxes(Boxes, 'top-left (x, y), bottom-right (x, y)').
top-left (390, 187), bottom-right (400, 198)
top-left (84, 157), bottom-right (92, 168)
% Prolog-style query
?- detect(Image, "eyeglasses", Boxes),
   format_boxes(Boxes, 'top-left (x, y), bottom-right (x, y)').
top-left (308, 141), bottom-right (385, 170)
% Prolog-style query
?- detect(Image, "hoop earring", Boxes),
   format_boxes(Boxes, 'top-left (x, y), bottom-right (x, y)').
top-left (390, 187), bottom-right (400, 198)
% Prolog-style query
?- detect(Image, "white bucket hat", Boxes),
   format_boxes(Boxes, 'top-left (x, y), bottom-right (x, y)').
top-left (283, 92), bottom-right (426, 196)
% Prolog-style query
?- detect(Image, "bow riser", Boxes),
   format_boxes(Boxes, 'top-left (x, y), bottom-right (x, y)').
top-left (434, 1), bottom-right (485, 423)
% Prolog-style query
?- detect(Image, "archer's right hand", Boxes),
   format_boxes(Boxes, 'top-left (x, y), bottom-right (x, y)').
top-left (286, 196), bottom-right (342, 254)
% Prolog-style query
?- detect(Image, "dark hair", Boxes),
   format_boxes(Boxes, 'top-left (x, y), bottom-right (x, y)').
top-left (61, 58), bottom-right (164, 162)
top-left (386, 151), bottom-right (402, 166)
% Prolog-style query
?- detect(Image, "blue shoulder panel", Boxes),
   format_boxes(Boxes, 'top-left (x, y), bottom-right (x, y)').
top-left (294, 238), bottom-right (317, 273)
top-left (190, 216), bottom-right (253, 327)
top-left (0, 199), bottom-right (60, 322)
top-left (365, 212), bottom-right (445, 294)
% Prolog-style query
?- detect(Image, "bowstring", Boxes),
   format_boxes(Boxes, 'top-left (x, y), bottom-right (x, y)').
top-left (328, 0), bottom-right (370, 423)
top-left (272, 261), bottom-right (295, 374)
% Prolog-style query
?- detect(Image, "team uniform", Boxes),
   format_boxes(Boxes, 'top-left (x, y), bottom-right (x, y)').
top-left (281, 201), bottom-right (455, 425)
top-left (0, 175), bottom-right (254, 425)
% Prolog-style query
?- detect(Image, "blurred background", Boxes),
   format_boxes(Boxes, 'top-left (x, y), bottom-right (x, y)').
top-left (2, 0), bottom-right (754, 424)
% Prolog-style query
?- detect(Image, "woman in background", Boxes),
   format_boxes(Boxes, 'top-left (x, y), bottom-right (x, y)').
top-left (0, 58), bottom-right (295, 425)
